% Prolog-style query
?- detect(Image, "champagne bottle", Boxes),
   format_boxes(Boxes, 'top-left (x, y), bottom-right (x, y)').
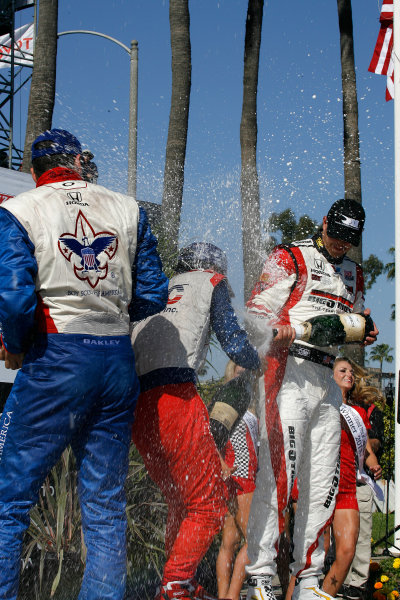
top-left (288, 312), bottom-right (374, 347)
top-left (209, 370), bottom-right (256, 452)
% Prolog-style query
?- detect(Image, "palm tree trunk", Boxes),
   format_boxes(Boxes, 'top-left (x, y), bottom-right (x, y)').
top-left (337, 0), bottom-right (362, 262)
top-left (240, 0), bottom-right (263, 302)
top-left (160, 0), bottom-right (191, 271)
top-left (21, 0), bottom-right (58, 173)
top-left (337, 0), bottom-right (364, 365)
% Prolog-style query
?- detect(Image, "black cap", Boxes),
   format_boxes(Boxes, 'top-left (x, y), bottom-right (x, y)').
top-left (326, 199), bottom-right (365, 246)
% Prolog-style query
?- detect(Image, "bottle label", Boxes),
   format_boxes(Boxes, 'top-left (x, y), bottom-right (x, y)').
top-left (294, 322), bottom-right (311, 342)
top-left (209, 401), bottom-right (239, 431)
top-left (339, 313), bottom-right (365, 342)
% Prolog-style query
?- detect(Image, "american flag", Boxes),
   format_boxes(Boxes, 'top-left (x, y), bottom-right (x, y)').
top-left (368, 2), bottom-right (394, 101)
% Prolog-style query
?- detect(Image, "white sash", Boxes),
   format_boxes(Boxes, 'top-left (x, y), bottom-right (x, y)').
top-left (340, 404), bottom-right (384, 501)
top-left (242, 410), bottom-right (259, 454)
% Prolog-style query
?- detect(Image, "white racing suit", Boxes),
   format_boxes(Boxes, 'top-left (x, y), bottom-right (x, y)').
top-left (245, 235), bottom-right (364, 581)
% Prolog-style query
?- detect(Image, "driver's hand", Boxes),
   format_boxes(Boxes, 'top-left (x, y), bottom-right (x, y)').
top-left (272, 325), bottom-right (296, 348)
top-left (4, 350), bottom-right (24, 370)
top-left (363, 308), bottom-right (379, 346)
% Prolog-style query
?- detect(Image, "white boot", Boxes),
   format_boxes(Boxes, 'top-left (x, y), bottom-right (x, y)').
top-left (245, 576), bottom-right (277, 600)
top-left (292, 577), bottom-right (335, 600)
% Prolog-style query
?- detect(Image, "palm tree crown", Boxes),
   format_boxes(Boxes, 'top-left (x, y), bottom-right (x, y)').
top-left (368, 343), bottom-right (394, 375)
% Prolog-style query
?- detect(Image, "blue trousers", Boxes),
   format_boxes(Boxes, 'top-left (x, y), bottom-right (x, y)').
top-left (0, 333), bottom-right (139, 600)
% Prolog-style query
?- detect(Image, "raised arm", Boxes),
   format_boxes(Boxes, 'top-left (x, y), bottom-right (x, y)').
top-left (129, 206), bottom-right (169, 322)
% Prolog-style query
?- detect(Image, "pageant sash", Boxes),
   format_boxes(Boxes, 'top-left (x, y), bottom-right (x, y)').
top-left (340, 404), bottom-right (384, 501)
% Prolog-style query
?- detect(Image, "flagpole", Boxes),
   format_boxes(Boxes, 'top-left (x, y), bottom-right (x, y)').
top-left (392, 0), bottom-right (400, 554)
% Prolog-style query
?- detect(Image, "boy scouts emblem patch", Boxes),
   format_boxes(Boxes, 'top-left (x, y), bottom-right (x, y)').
top-left (58, 210), bottom-right (118, 288)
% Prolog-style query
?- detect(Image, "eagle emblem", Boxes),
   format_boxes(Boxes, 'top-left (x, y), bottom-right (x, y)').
top-left (58, 211), bottom-right (118, 288)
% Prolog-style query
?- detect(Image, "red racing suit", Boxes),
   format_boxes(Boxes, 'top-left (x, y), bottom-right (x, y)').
top-left (131, 269), bottom-right (260, 585)
top-left (245, 234), bottom-right (364, 581)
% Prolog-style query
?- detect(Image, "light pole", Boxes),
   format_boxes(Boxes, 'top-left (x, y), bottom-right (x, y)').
top-left (58, 30), bottom-right (138, 200)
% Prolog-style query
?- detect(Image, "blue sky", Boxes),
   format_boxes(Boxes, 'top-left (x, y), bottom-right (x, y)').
top-left (11, 1), bottom-right (395, 377)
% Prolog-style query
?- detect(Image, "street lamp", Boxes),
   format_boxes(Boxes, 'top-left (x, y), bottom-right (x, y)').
top-left (58, 30), bottom-right (138, 200)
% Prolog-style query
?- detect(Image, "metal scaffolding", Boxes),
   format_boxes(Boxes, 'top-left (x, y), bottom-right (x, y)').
top-left (0, 0), bottom-right (34, 168)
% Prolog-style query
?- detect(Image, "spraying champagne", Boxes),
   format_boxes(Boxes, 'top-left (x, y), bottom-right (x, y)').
top-left (273, 312), bottom-right (374, 347)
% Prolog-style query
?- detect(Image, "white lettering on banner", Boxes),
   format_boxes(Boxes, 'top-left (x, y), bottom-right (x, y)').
top-left (0, 23), bottom-right (34, 69)
top-left (0, 412), bottom-right (13, 461)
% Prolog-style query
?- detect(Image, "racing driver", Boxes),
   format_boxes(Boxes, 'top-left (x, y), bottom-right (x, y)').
top-left (0, 128), bottom-right (168, 600)
top-left (244, 198), bottom-right (378, 600)
top-left (131, 242), bottom-right (261, 600)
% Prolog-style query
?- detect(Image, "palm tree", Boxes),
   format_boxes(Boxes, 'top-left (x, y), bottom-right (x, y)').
top-left (264, 208), bottom-right (318, 254)
top-left (384, 246), bottom-right (395, 280)
top-left (384, 247), bottom-right (395, 320)
top-left (240, 0), bottom-right (263, 302)
top-left (368, 343), bottom-right (394, 384)
top-left (21, 0), bottom-right (58, 173)
top-left (337, 0), bottom-right (362, 263)
top-left (160, 0), bottom-right (191, 271)
top-left (337, 0), bottom-right (364, 365)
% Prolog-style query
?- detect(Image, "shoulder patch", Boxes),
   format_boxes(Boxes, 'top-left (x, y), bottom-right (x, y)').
top-left (210, 272), bottom-right (226, 287)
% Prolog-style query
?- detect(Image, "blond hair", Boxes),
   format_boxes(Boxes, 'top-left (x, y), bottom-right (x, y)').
top-left (334, 356), bottom-right (385, 409)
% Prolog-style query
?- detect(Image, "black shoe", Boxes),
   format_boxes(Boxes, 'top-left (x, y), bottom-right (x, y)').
top-left (336, 585), bottom-right (349, 598)
top-left (343, 586), bottom-right (364, 600)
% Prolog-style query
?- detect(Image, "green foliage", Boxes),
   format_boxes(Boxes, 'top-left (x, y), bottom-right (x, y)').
top-left (148, 221), bottom-right (177, 280)
top-left (369, 555), bottom-right (400, 599)
top-left (263, 208), bottom-right (318, 253)
top-left (198, 331), bottom-right (227, 379)
top-left (384, 247), bottom-right (395, 281)
top-left (198, 377), bottom-right (224, 408)
top-left (361, 247), bottom-right (395, 320)
top-left (385, 247), bottom-right (395, 320)
top-left (361, 247), bottom-right (395, 288)
top-left (363, 254), bottom-right (385, 290)
top-left (372, 512), bottom-right (395, 551)
top-left (20, 444), bottom-right (168, 598)
top-left (381, 401), bottom-right (395, 481)
top-left (21, 447), bottom-right (84, 598)
top-left (156, 233), bottom-right (178, 280)
top-left (368, 344), bottom-right (394, 374)
top-left (125, 445), bottom-right (167, 578)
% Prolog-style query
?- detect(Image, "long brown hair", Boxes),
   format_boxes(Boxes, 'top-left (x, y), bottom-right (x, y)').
top-left (334, 356), bottom-right (385, 409)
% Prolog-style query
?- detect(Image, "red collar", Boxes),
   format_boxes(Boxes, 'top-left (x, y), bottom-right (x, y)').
top-left (36, 167), bottom-right (84, 188)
